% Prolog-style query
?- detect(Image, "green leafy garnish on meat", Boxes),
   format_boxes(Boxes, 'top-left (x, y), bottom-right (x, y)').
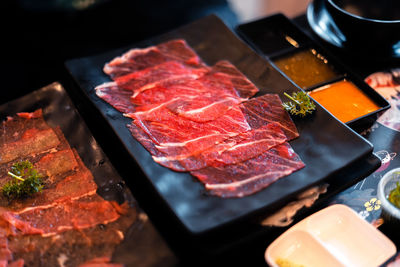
top-left (389, 181), bottom-right (400, 209)
top-left (282, 91), bottom-right (316, 117)
top-left (2, 160), bottom-right (44, 200)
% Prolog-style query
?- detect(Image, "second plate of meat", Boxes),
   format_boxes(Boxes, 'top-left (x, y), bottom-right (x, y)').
top-left (0, 83), bottom-right (149, 266)
top-left (65, 15), bottom-right (376, 235)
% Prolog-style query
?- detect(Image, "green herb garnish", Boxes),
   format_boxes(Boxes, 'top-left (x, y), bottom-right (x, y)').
top-left (282, 91), bottom-right (316, 117)
top-left (389, 181), bottom-right (400, 209)
top-left (2, 161), bottom-right (44, 200)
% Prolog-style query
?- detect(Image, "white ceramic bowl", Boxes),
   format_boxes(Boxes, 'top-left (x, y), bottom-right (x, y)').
top-left (265, 204), bottom-right (396, 267)
top-left (377, 167), bottom-right (400, 221)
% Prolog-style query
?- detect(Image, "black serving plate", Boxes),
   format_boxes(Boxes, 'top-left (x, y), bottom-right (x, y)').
top-left (236, 13), bottom-right (390, 132)
top-left (0, 82), bottom-right (176, 266)
top-left (0, 83), bottom-right (135, 204)
top-left (65, 15), bottom-right (376, 237)
top-left (0, 82), bottom-right (134, 204)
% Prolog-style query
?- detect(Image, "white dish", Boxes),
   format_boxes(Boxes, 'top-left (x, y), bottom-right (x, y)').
top-left (265, 204), bottom-right (396, 267)
top-left (378, 167), bottom-right (400, 221)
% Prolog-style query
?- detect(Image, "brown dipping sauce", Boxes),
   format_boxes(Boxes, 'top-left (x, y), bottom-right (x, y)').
top-left (309, 80), bottom-right (380, 123)
top-left (273, 49), bottom-right (340, 89)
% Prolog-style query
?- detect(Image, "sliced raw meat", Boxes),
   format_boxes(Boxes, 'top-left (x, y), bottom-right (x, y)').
top-left (0, 232), bottom-right (13, 266)
top-left (134, 122), bottom-right (287, 172)
top-left (6, 169), bottom-right (97, 215)
top-left (35, 149), bottom-right (79, 178)
top-left (0, 110), bottom-right (138, 266)
top-left (104, 39), bottom-right (205, 78)
top-left (127, 60), bottom-right (255, 101)
top-left (0, 150), bottom-right (98, 213)
top-left (199, 60), bottom-right (259, 99)
top-left (96, 40), bottom-right (304, 198)
top-left (46, 163), bottom-right (97, 202)
top-left (1, 110), bottom-right (49, 145)
top-left (131, 75), bottom-right (243, 122)
top-left (0, 248), bottom-right (11, 262)
top-left (190, 142), bottom-right (305, 198)
top-left (115, 61), bottom-right (209, 93)
top-left (164, 96), bottom-right (241, 122)
top-left (127, 123), bottom-right (164, 158)
top-left (8, 259), bottom-right (24, 267)
top-left (95, 82), bottom-right (136, 114)
top-left (16, 110), bottom-right (43, 120)
top-left (7, 205), bottom-right (136, 267)
top-left (192, 122), bottom-right (288, 167)
top-left (130, 77), bottom-right (216, 106)
top-left (127, 104), bottom-right (250, 161)
top-left (0, 128), bottom-right (60, 164)
top-left (241, 94), bottom-right (299, 140)
top-left (78, 257), bottom-right (123, 267)
top-left (12, 151), bottom-right (99, 210)
top-left (0, 195), bottom-right (122, 236)
top-left (130, 61), bottom-right (257, 119)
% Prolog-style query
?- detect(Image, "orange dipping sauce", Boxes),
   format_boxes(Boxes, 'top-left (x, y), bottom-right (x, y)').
top-left (273, 49), bottom-right (340, 89)
top-left (309, 80), bottom-right (380, 123)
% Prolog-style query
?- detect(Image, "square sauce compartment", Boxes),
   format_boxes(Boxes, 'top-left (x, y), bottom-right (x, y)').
top-left (272, 48), bottom-right (341, 89)
top-left (235, 13), bottom-right (312, 57)
top-left (309, 79), bottom-right (382, 124)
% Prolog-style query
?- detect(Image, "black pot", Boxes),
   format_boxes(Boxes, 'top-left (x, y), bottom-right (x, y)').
top-left (325, 0), bottom-right (400, 58)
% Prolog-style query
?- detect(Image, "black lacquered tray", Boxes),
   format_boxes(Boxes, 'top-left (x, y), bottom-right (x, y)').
top-left (0, 82), bottom-right (133, 204)
top-left (0, 82), bottom-right (176, 266)
top-left (236, 13), bottom-right (390, 132)
top-left (65, 14), bottom-right (377, 237)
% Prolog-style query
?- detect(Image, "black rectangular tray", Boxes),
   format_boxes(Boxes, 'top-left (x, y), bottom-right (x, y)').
top-left (0, 83), bottom-right (133, 204)
top-left (65, 14), bottom-right (377, 237)
top-left (236, 13), bottom-right (390, 132)
top-left (0, 83), bottom-right (177, 266)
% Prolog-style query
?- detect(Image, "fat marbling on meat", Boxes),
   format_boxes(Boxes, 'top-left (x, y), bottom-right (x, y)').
top-left (96, 39), bottom-right (304, 198)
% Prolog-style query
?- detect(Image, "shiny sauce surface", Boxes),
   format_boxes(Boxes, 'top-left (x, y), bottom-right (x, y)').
top-left (273, 49), bottom-right (339, 89)
top-left (309, 80), bottom-right (380, 123)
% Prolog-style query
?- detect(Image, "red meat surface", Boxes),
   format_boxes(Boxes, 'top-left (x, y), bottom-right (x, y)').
top-left (100, 61), bottom-right (259, 122)
top-left (129, 122), bottom-right (288, 172)
top-left (199, 60), bottom-right (259, 99)
top-left (115, 61), bottom-right (209, 93)
top-left (95, 81), bottom-right (136, 114)
top-left (78, 256), bottom-right (123, 267)
top-left (104, 39), bottom-right (205, 78)
top-left (127, 104), bottom-right (250, 161)
top-left (0, 195), bottom-right (122, 236)
top-left (190, 142), bottom-right (305, 197)
top-left (98, 40), bottom-right (304, 198)
top-left (130, 75), bottom-right (243, 122)
top-left (35, 149), bottom-right (79, 177)
top-left (0, 110), bottom-right (137, 265)
top-left (241, 94), bottom-right (299, 140)
top-left (0, 128), bottom-right (60, 164)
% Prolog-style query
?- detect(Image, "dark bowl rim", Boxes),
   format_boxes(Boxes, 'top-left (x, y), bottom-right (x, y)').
top-left (327, 0), bottom-right (400, 24)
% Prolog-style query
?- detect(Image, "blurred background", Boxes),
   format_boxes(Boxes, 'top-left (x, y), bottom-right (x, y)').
top-left (0, 0), bottom-right (312, 102)
top-left (229, 0), bottom-right (311, 21)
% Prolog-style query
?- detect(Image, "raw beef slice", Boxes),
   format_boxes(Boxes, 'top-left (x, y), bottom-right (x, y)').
top-left (241, 94), bottom-right (299, 140)
top-left (131, 76), bottom-right (243, 122)
top-left (95, 81), bottom-right (136, 114)
top-left (104, 39), bottom-right (206, 78)
top-left (127, 104), bottom-right (251, 164)
top-left (200, 60), bottom-right (259, 99)
top-left (191, 142), bottom-right (305, 198)
top-left (130, 122), bottom-right (287, 172)
top-left (115, 61), bottom-right (209, 94)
